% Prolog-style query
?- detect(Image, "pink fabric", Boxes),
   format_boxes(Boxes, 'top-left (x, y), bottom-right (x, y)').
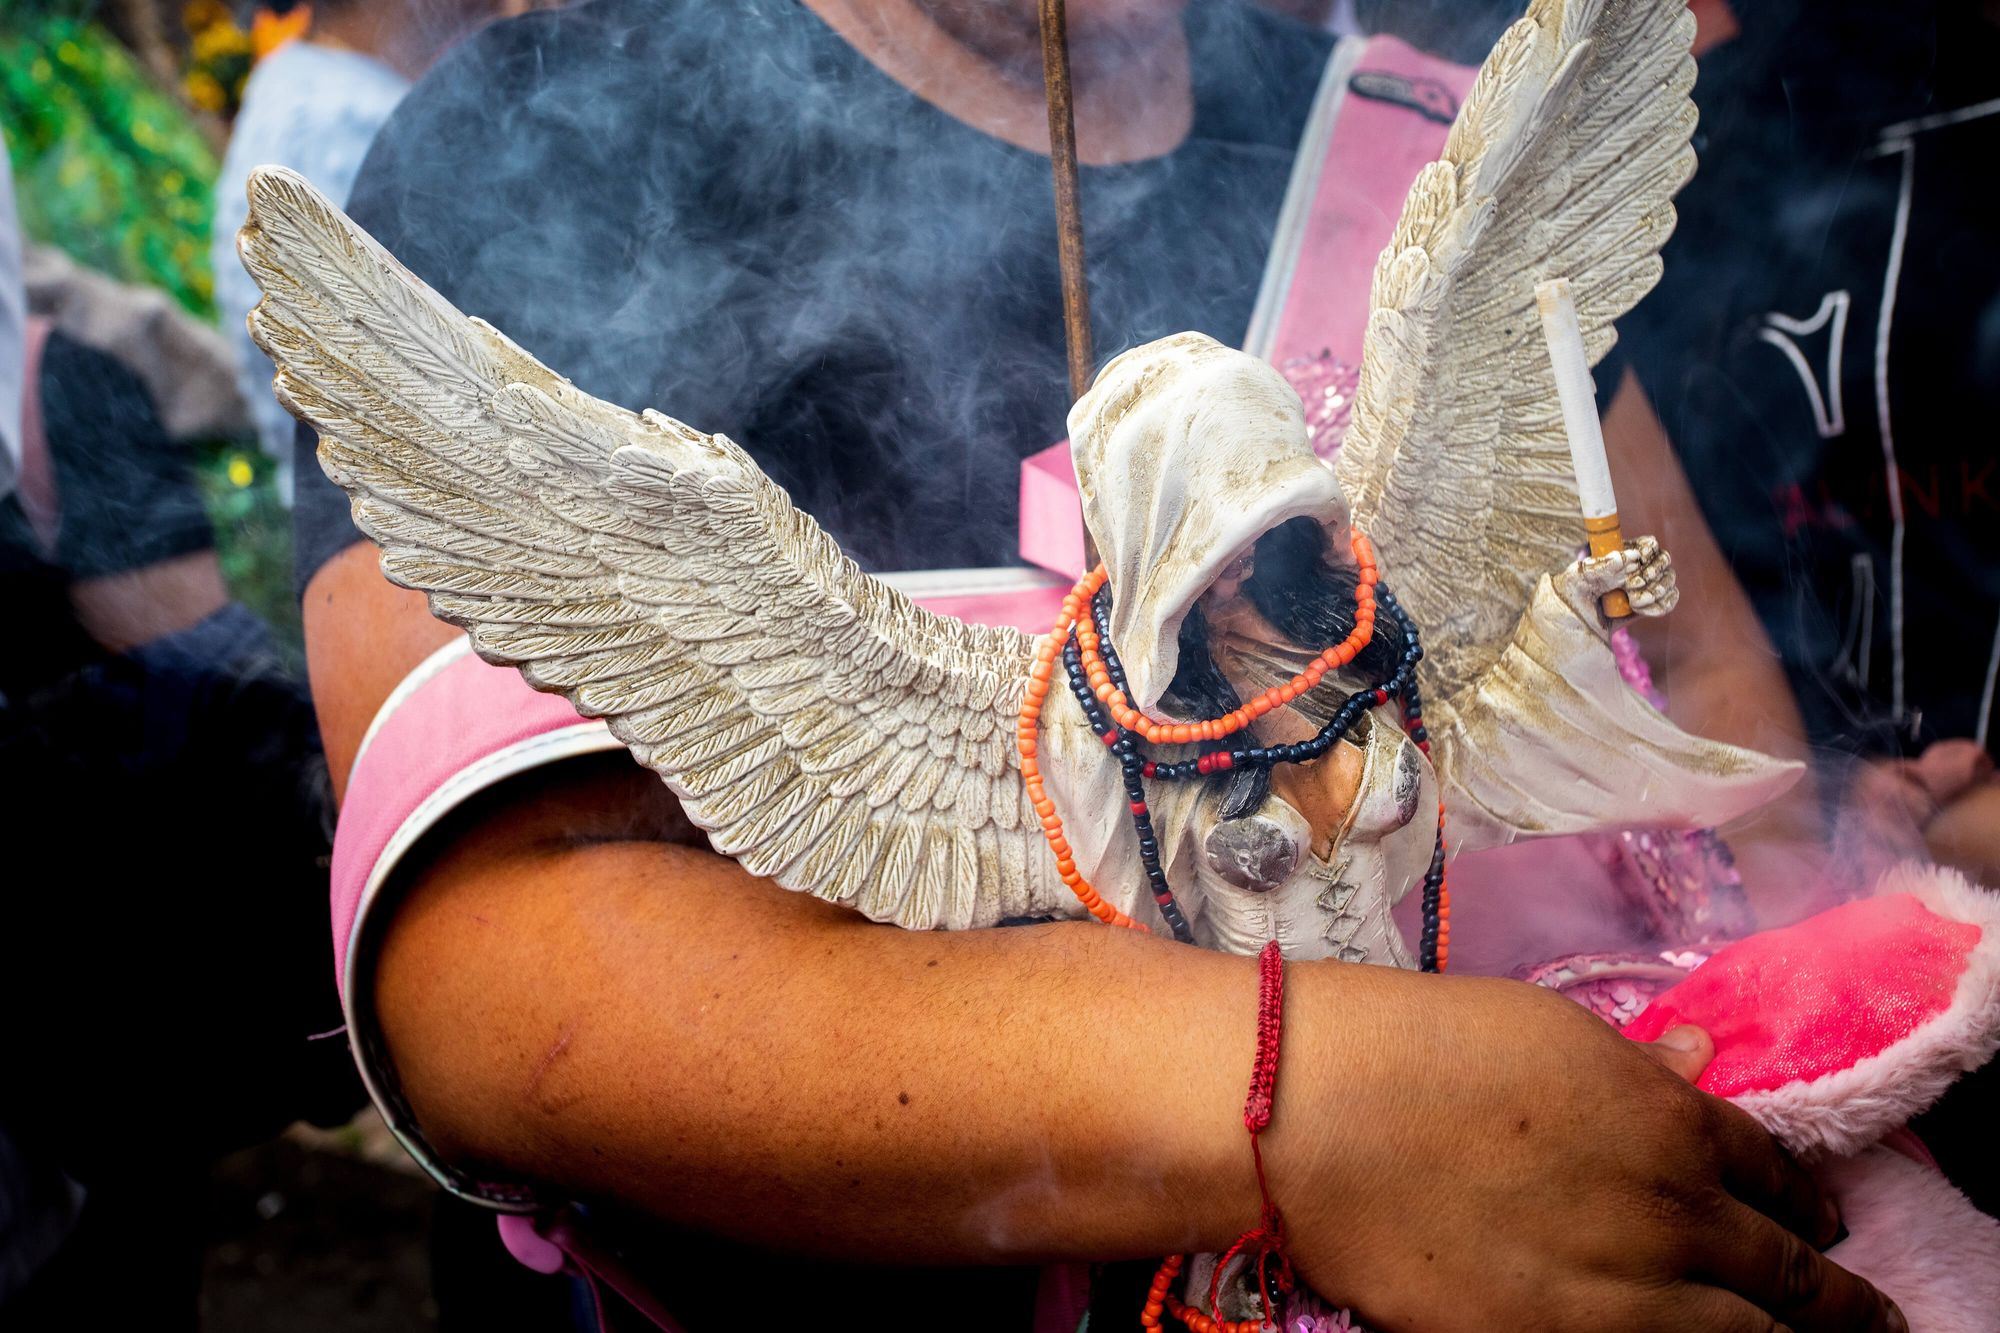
top-left (1019, 439), bottom-right (1085, 580)
top-left (1878, 1125), bottom-right (1941, 1172)
top-left (329, 648), bottom-right (598, 994)
top-left (496, 1214), bottom-right (568, 1276)
top-left (1265, 39), bottom-right (1477, 371)
top-left (908, 583), bottom-right (1069, 634)
top-left (17, 315), bottom-right (55, 552)
top-left (1621, 894), bottom-right (1980, 1098)
top-left (1817, 1146), bottom-right (2000, 1333)
top-left (1032, 1262), bottom-right (1094, 1333)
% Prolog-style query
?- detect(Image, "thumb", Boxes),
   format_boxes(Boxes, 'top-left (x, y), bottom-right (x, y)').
top-left (1638, 1024), bottom-right (1715, 1084)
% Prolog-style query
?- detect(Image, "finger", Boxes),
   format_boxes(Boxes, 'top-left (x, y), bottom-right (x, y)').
top-left (1579, 553), bottom-right (1635, 600)
top-left (1851, 763), bottom-right (1938, 828)
top-left (1709, 1099), bottom-right (1838, 1247)
top-left (1703, 1203), bottom-right (1903, 1333)
top-left (1912, 738), bottom-right (1995, 802)
top-left (1633, 533), bottom-right (1662, 564)
top-left (1579, 551), bottom-right (1623, 581)
top-left (1634, 1023), bottom-right (1714, 1084)
top-left (1628, 585), bottom-right (1674, 616)
top-left (1631, 583), bottom-right (1679, 616)
top-left (1655, 1284), bottom-right (1793, 1333)
top-left (1624, 549), bottom-right (1672, 591)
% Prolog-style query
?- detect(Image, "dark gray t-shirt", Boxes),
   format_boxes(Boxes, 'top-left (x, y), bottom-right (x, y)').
top-left (293, 0), bottom-right (1330, 585)
top-left (285, 5), bottom-right (1329, 1326)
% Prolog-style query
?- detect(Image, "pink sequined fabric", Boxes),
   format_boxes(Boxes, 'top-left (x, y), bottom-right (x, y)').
top-left (1514, 633), bottom-right (1744, 1017)
top-left (1513, 950), bottom-right (1713, 1027)
top-left (1605, 626), bottom-right (1753, 944)
top-left (1281, 351), bottom-right (1358, 461)
top-left (1282, 1288), bottom-right (1363, 1333)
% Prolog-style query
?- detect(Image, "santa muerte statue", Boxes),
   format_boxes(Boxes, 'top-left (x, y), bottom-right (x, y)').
top-left (237, 0), bottom-right (2000, 1327)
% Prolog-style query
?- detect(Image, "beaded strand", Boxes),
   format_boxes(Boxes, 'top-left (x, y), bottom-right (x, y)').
top-left (1140, 1255), bottom-right (1268, 1333)
top-left (1042, 567), bottom-right (1457, 1330)
top-left (1079, 583), bottom-right (1422, 782)
top-left (1073, 530), bottom-right (1380, 747)
top-left (1017, 565), bottom-right (1145, 931)
top-left (1062, 629), bottom-right (1196, 943)
top-left (1018, 536), bottom-right (1382, 934)
top-left (1019, 534), bottom-right (1453, 969)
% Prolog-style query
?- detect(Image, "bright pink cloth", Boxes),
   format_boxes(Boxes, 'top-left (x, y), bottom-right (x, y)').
top-left (1019, 439), bottom-right (1085, 580)
top-left (1622, 894), bottom-right (1980, 1097)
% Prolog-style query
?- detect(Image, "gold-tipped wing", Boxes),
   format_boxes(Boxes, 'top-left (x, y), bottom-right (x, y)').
top-left (240, 166), bottom-right (1064, 930)
top-left (1337, 0), bottom-right (1697, 699)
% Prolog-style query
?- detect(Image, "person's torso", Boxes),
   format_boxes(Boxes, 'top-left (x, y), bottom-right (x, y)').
top-left (1626, 8), bottom-right (2000, 757)
top-left (320, 0), bottom-right (1328, 573)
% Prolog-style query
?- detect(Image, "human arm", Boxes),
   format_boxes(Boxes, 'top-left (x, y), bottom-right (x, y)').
top-left (1846, 740), bottom-right (2000, 887)
top-left (307, 540), bottom-right (1897, 1331)
top-left (1604, 367), bottom-right (1830, 923)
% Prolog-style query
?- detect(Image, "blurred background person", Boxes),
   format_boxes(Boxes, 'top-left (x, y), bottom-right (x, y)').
top-left (0, 133), bottom-right (368, 1326)
top-left (1594, 0), bottom-right (2000, 1214)
top-left (214, 0), bottom-right (540, 501)
top-left (1604, 0), bottom-right (2000, 891)
top-left (4, 3), bottom-right (580, 1328)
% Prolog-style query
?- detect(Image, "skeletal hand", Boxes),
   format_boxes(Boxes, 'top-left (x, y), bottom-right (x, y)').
top-left (1559, 534), bottom-right (1678, 625)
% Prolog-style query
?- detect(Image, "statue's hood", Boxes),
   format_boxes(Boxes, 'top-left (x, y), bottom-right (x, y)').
top-left (1068, 333), bottom-right (1346, 718)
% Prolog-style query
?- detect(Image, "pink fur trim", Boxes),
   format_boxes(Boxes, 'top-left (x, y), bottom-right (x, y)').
top-left (1821, 1145), bottom-right (2000, 1332)
top-left (1732, 865), bottom-right (2000, 1159)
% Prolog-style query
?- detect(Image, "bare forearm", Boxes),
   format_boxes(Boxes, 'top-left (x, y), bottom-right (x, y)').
top-left (378, 828), bottom-right (1279, 1264)
top-left (316, 539), bottom-right (1889, 1325)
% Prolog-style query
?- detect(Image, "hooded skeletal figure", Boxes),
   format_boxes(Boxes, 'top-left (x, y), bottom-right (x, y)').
top-left (1051, 331), bottom-right (1792, 960)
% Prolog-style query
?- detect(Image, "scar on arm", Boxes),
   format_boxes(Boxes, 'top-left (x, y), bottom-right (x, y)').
top-left (526, 1021), bottom-right (577, 1111)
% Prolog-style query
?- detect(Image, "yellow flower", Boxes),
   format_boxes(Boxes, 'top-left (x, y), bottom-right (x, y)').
top-left (228, 456), bottom-right (256, 489)
top-left (185, 70), bottom-right (226, 112)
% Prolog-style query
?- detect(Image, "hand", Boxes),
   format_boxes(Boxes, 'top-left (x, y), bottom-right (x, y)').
top-left (1925, 778), bottom-right (2000, 886)
top-left (1267, 969), bottom-right (1903, 1332)
top-left (1558, 533), bottom-right (1678, 626)
top-left (1839, 740), bottom-right (1999, 889)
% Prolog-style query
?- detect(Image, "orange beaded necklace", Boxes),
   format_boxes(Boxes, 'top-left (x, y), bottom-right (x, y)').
top-left (1014, 527), bottom-right (1383, 931)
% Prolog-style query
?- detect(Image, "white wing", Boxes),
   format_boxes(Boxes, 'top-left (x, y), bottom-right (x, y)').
top-left (1336, 0), bottom-right (1697, 698)
top-left (240, 166), bottom-right (1065, 931)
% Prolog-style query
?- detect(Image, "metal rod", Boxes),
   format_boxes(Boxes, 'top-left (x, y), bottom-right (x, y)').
top-left (1038, 0), bottom-right (1095, 405)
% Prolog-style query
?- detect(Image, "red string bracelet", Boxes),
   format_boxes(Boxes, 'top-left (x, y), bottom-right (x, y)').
top-left (1142, 940), bottom-right (1294, 1333)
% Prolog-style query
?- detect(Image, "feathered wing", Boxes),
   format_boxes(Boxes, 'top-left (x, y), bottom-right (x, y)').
top-left (239, 165), bottom-right (1064, 930)
top-left (1335, 0), bottom-right (1696, 699)
top-left (1333, 0), bottom-right (1803, 846)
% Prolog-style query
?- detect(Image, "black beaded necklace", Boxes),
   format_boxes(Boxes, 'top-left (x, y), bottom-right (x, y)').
top-left (1060, 584), bottom-right (1448, 972)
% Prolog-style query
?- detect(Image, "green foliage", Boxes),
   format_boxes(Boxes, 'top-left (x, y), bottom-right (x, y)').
top-left (193, 437), bottom-right (303, 665)
top-left (0, 13), bottom-right (219, 317)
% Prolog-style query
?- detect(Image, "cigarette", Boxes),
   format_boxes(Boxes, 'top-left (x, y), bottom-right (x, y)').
top-left (1535, 278), bottom-right (1630, 618)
